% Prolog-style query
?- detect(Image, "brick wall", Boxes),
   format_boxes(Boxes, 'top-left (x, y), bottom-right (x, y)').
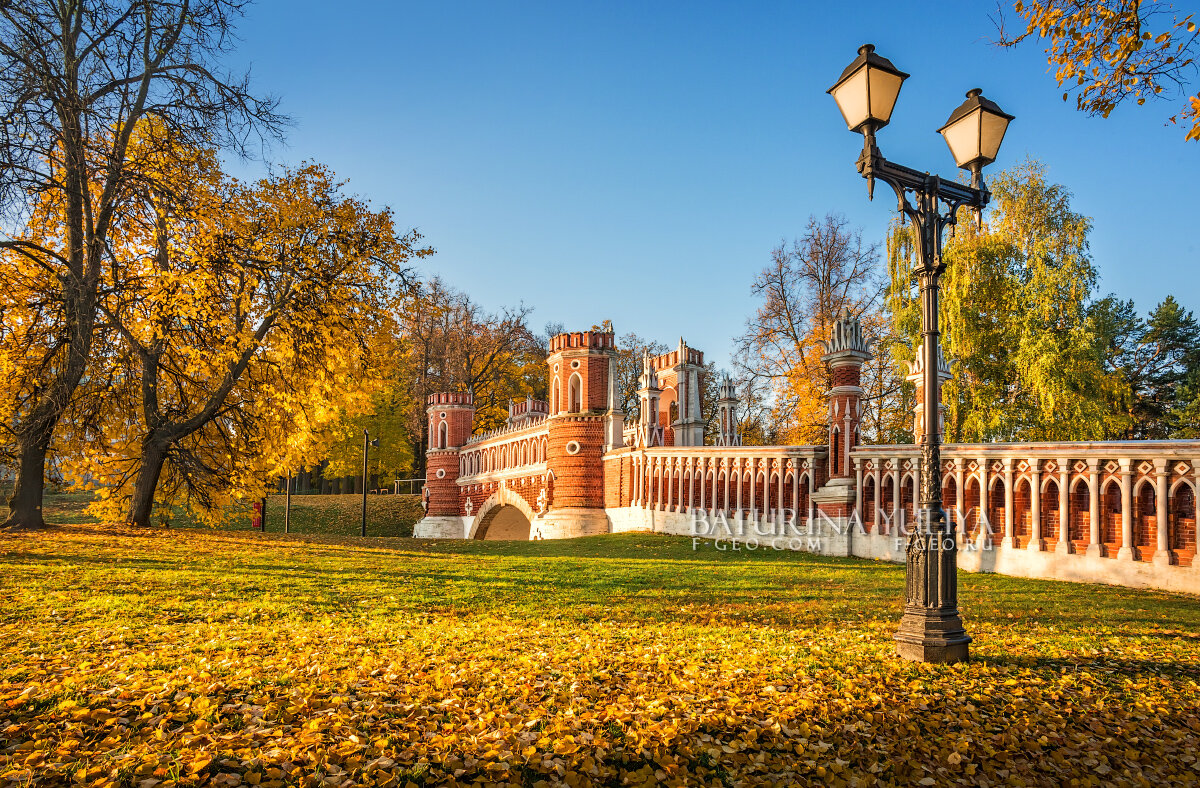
top-left (426, 450), bottom-right (462, 516)
top-left (547, 415), bottom-right (606, 508)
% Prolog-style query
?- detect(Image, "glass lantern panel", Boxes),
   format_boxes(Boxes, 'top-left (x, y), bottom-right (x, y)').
top-left (832, 67), bottom-right (869, 131)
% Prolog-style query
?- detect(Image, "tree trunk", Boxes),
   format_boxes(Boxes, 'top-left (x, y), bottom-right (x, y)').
top-left (4, 432), bottom-right (52, 530)
top-left (127, 440), bottom-right (169, 527)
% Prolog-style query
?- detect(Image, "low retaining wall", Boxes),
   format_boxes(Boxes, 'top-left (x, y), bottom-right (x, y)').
top-left (416, 506), bottom-right (1200, 595)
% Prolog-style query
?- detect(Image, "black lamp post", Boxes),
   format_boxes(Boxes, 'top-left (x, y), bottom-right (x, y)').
top-left (828, 44), bottom-right (1013, 664)
top-left (361, 429), bottom-right (379, 537)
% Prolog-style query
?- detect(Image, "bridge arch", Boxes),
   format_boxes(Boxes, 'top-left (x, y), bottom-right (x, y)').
top-left (468, 487), bottom-right (537, 540)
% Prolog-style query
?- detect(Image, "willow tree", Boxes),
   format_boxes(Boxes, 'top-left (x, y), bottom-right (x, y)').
top-left (0, 0), bottom-right (284, 529)
top-left (887, 159), bottom-right (1127, 442)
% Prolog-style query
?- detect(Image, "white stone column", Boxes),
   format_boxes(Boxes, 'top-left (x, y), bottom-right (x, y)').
top-left (677, 461), bottom-right (685, 513)
top-left (954, 461), bottom-right (966, 540)
top-left (807, 462), bottom-right (815, 514)
top-left (1117, 459), bottom-right (1134, 561)
top-left (1153, 459), bottom-right (1171, 566)
top-left (1002, 459), bottom-right (1015, 549)
top-left (1085, 461), bottom-right (1101, 557)
top-left (735, 461), bottom-right (743, 520)
top-left (854, 458), bottom-right (864, 524)
top-left (715, 460), bottom-right (724, 515)
top-left (777, 460), bottom-right (785, 525)
top-left (791, 462), bottom-right (799, 525)
top-left (656, 459), bottom-right (664, 512)
top-left (748, 460), bottom-right (757, 521)
top-left (978, 460), bottom-right (990, 546)
top-left (892, 459), bottom-right (902, 534)
top-left (691, 462), bottom-right (700, 513)
top-left (1194, 460), bottom-right (1200, 574)
top-left (873, 461), bottom-right (882, 533)
top-left (669, 463), bottom-right (675, 511)
top-left (1056, 458), bottom-right (1071, 554)
top-left (1028, 463), bottom-right (1042, 551)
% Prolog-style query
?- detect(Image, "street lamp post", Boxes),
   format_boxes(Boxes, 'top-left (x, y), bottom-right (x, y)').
top-left (361, 429), bottom-right (380, 538)
top-left (828, 44), bottom-right (1013, 664)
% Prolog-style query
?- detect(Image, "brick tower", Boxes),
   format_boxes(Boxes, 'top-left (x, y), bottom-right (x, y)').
top-left (812, 310), bottom-right (873, 525)
top-left (542, 328), bottom-right (619, 537)
top-left (413, 391), bottom-right (475, 538)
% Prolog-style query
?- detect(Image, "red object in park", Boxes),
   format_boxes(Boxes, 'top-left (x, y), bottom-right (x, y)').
top-left (252, 500), bottom-right (263, 530)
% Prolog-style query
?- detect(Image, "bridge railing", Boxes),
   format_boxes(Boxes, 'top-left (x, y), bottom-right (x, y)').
top-left (852, 441), bottom-right (1200, 566)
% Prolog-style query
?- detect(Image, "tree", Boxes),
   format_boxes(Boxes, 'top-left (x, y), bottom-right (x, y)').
top-left (888, 159), bottom-right (1127, 442)
top-left (0, 0), bottom-right (284, 529)
top-left (394, 279), bottom-right (544, 473)
top-left (1093, 294), bottom-right (1200, 437)
top-left (734, 213), bottom-right (892, 444)
top-left (57, 144), bottom-right (426, 527)
top-left (998, 1), bottom-right (1199, 140)
top-left (613, 332), bottom-right (669, 423)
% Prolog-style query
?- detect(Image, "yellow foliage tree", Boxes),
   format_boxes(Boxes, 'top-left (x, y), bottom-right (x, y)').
top-left (0, 0), bottom-right (285, 529)
top-left (999, 0), bottom-right (1199, 140)
top-left (49, 131), bottom-right (429, 526)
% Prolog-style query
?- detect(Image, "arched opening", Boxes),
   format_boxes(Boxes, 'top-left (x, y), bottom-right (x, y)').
top-left (551, 377), bottom-right (561, 414)
top-left (987, 477), bottom-right (1005, 542)
top-left (1171, 483), bottom-right (1196, 567)
top-left (1069, 477), bottom-right (1090, 551)
top-left (1041, 478), bottom-right (1060, 552)
top-left (944, 475), bottom-right (958, 531)
top-left (881, 475), bottom-right (896, 532)
top-left (438, 421), bottom-right (448, 449)
top-left (797, 473), bottom-right (811, 527)
top-left (862, 475), bottom-right (876, 533)
top-left (830, 428), bottom-right (841, 479)
top-left (1136, 481), bottom-right (1157, 562)
top-left (475, 505), bottom-right (532, 540)
top-left (902, 475), bottom-right (916, 526)
top-left (964, 477), bottom-right (981, 539)
top-left (1101, 479), bottom-right (1122, 557)
top-left (568, 373), bottom-right (582, 414)
top-left (1013, 478), bottom-right (1032, 548)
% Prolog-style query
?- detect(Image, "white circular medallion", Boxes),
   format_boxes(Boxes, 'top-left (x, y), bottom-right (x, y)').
top-left (436, 468), bottom-right (446, 479)
top-left (565, 441), bottom-right (581, 455)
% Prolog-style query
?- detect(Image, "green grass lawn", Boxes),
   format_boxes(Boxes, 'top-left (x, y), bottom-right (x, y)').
top-left (1, 509), bottom-right (1199, 786)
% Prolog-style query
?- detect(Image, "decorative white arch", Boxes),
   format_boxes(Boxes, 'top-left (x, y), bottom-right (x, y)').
top-left (1170, 477), bottom-right (1197, 497)
top-left (468, 486), bottom-right (538, 540)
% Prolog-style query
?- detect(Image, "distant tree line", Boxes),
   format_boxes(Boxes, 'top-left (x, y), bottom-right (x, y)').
top-left (731, 160), bottom-right (1200, 446)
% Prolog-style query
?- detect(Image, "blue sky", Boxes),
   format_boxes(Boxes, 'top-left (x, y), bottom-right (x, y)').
top-left (230, 0), bottom-right (1199, 369)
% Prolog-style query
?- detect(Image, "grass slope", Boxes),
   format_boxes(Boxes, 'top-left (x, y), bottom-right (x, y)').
top-left (1, 516), bottom-right (1199, 786)
top-left (37, 492), bottom-right (425, 537)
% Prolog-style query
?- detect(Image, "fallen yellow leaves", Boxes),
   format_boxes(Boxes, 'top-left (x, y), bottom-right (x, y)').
top-left (1, 525), bottom-right (1200, 786)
